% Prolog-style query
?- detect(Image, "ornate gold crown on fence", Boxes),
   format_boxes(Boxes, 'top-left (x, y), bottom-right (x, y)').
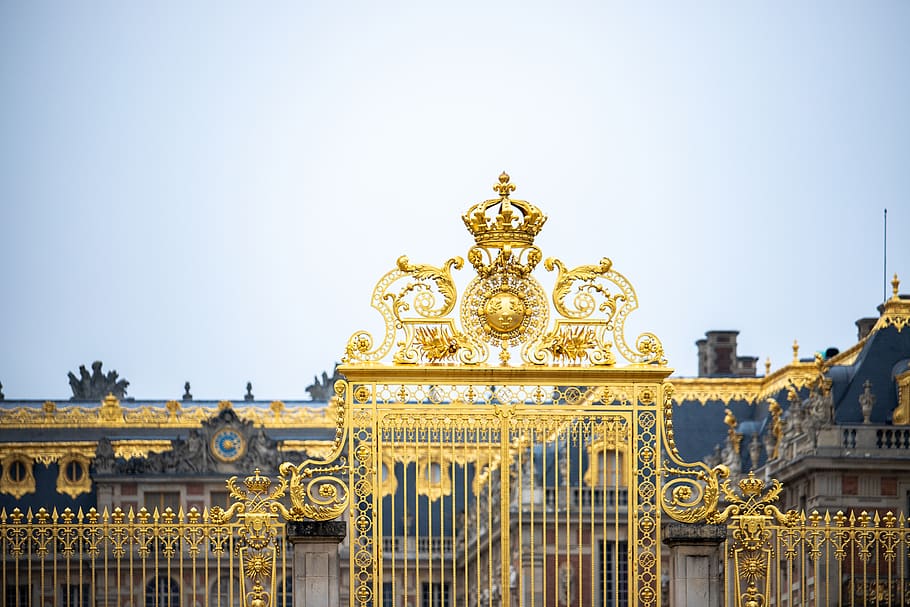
top-left (462, 172), bottom-right (547, 247)
top-left (344, 172), bottom-right (666, 367)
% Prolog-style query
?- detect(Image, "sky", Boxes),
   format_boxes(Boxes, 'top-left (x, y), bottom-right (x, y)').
top-left (1, 2), bottom-right (908, 401)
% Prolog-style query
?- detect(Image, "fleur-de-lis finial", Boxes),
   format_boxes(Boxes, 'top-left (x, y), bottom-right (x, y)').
top-left (892, 273), bottom-right (900, 299)
top-left (792, 339), bottom-right (799, 364)
top-left (492, 171), bottom-right (516, 198)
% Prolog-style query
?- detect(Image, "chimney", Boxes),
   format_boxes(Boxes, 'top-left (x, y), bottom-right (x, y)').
top-left (856, 317), bottom-right (877, 341)
top-left (696, 330), bottom-right (757, 378)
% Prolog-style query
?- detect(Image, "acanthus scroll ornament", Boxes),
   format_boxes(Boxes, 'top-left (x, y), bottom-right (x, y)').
top-left (343, 173), bottom-right (667, 368)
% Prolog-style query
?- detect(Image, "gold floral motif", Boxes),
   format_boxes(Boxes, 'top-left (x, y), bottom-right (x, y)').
top-left (412, 325), bottom-right (468, 362)
top-left (542, 326), bottom-right (598, 363)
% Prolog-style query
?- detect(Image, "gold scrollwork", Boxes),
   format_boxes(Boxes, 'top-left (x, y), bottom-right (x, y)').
top-left (345, 256), bottom-right (463, 364)
top-left (545, 257), bottom-right (617, 319)
top-left (280, 461), bottom-right (349, 521)
top-left (542, 256), bottom-right (665, 366)
top-left (390, 256), bottom-right (462, 318)
top-left (661, 383), bottom-right (726, 524)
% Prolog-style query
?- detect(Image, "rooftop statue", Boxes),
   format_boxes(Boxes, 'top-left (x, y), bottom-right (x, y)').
top-left (67, 361), bottom-right (129, 400)
top-left (306, 364), bottom-right (343, 401)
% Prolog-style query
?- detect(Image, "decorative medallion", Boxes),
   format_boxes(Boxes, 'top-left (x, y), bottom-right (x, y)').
top-left (211, 428), bottom-right (246, 462)
top-left (461, 273), bottom-right (548, 352)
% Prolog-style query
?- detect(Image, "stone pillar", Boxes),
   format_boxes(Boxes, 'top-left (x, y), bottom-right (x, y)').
top-left (663, 523), bottom-right (726, 607)
top-left (286, 520), bottom-right (346, 607)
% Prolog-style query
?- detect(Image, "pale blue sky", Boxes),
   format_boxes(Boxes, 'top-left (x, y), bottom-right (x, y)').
top-left (1, 2), bottom-right (908, 399)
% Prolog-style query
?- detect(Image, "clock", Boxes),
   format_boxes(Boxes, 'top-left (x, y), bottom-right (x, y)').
top-left (211, 428), bottom-right (246, 462)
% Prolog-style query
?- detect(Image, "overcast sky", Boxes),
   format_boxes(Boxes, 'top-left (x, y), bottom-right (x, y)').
top-left (1, 2), bottom-right (908, 400)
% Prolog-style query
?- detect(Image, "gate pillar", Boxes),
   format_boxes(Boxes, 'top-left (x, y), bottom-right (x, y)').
top-left (287, 520), bottom-right (347, 607)
top-left (663, 523), bottom-right (726, 607)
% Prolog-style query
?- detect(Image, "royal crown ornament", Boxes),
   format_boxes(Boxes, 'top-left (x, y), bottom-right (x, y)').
top-left (343, 172), bottom-right (667, 367)
top-left (462, 172), bottom-right (547, 248)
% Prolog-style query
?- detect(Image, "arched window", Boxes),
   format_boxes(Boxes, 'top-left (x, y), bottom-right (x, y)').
top-left (426, 462), bottom-right (442, 483)
top-left (145, 577), bottom-right (179, 607)
top-left (208, 578), bottom-right (241, 607)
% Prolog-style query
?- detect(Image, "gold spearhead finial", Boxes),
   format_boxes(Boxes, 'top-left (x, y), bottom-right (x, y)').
top-left (892, 273), bottom-right (900, 299)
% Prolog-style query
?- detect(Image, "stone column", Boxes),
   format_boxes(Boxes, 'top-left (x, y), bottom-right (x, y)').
top-left (663, 523), bottom-right (726, 607)
top-left (286, 520), bottom-right (346, 607)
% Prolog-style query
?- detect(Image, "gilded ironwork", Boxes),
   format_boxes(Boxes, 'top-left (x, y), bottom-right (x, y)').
top-left (718, 500), bottom-right (910, 607)
top-left (0, 468), bottom-right (292, 607)
top-left (279, 380), bottom-right (350, 522)
top-left (343, 172), bottom-right (665, 369)
top-left (339, 174), bottom-right (672, 607)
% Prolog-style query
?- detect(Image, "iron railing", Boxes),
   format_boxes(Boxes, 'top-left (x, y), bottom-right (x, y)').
top-left (0, 504), bottom-right (289, 607)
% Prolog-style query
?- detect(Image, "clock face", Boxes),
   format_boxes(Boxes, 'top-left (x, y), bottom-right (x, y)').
top-left (211, 428), bottom-right (246, 462)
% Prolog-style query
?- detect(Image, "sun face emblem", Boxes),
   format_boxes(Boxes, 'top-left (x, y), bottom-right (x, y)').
top-left (484, 291), bottom-right (526, 333)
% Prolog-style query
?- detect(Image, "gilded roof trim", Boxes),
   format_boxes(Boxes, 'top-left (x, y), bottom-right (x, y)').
top-left (0, 398), bottom-right (334, 429)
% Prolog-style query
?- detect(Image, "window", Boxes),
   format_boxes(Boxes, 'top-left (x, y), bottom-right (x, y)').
top-left (210, 491), bottom-right (231, 509)
top-left (61, 583), bottom-right (91, 607)
top-left (383, 582), bottom-right (395, 605)
top-left (145, 577), bottom-right (179, 607)
top-left (421, 582), bottom-right (449, 607)
top-left (603, 451), bottom-right (624, 486)
top-left (417, 461), bottom-right (450, 500)
top-left (144, 491), bottom-right (181, 513)
top-left (208, 578), bottom-right (241, 607)
top-left (585, 449), bottom-right (626, 489)
top-left (57, 456), bottom-right (92, 498)
top-left (600, 540), bottom-right (629, 607)
top-left (63, 460), bottom-right (84, 483)
top-left (4, 585), bottom-right (29, 607)
top-left (9, 460), bottom-right (27, 482)
top-left (1, 456), bottom-right (35, 499)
